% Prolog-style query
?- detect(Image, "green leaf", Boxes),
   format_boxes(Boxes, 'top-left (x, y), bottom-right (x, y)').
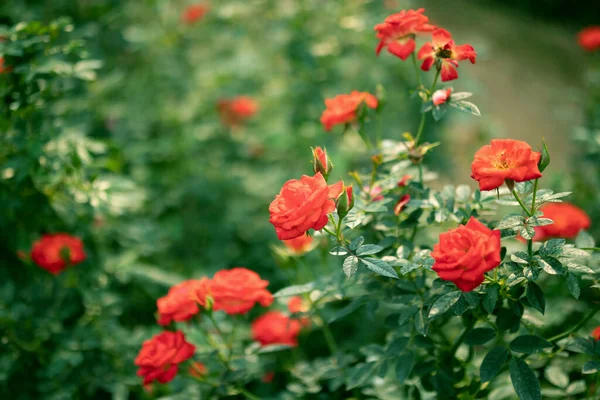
top-left (421, 100), bottom-right (433, 113)
top-left (566, 273), bottom-right (580, 299)
top-left (449, 91), bottom-right (473, 101)
top-left (465, 327), bottom-right (496, 345)
top-left (395, 352), bottom-right (416, 381)
top-left (356, 244), bottom-right (384, 256)
top-left (510, 335), bottom-right (552, 354)
top-left (538, 140), bottom-right (550, 173)
top-left (328, 299), bottom-right (365, 323)
top-left (526, 282), bottom-right (545, 315)
top-left (342, 256), bottom-right (359, 278)
top-left (448, 100), bottom-right (481, 116)
top-left (575, 231), bottom-right (595, 249)
top-left (273, 282), bottom-right (315, 297)
top-left (510, 358), bottom-right (541, 400)
top-left (539, 256), bottom-right (566, 276)
top-left (565, 381), bottom-right (586, 395)
top-left (346, 362), bottom-right (377, 390)
top-left (330, 246), bottom-right (349, 256)
top-left (480, 347), bottom-right (509, 382)
top-left (432, 104), bottom-right (447, 121)
top-left (428, 291), bottom-right (462, 319)
top-left (496, 215), bottom-right (526, 230)
top-left (257, 344), bottom-right (294, 353)
top-left (483, 284), bottom-right (499, 314)
top-left (414, 308), bottom-right (428, 336)
top-left (582, 361), bottom-right (600, 374)
top-left (349, 236), bottom-right (364, 251)
top-left (387, 337), bottom-right (409, 355)
top-left (360, 258), bottom-right (399, 279)
top-left (545, 366), bottom-right (569, 388)
top-left (511, 252), bottom-right (530, 264)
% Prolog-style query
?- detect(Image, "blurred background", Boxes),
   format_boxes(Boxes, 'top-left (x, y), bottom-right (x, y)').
top-left (1, 0), bottom-right (599, 398)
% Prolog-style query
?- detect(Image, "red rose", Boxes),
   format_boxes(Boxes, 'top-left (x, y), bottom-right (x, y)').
top-left (30, 233), bottom-right (86, 275)
top-left (134, 331), bottom-right (195, 384)
top-left (470, 139), bottom-right (542, 191)
top-left (251, 311), bottom-right (302, 347)
top-left (269, 173), bottom-right (343, 240)
top-left (320, 91), bottom-right (378, 131)
top-left (157, 278), bottom-right (210, 325)
top-left (209, 268), bottom-right (273, 315)
top-left (592, 326), bottom-right (600, 341)
top-left (432, 88), bottom-right (452, 105)
top-left (394, 194), bottom-right (411, 216)
top-left (182, 4), bottom-right (208, 24)
top-left (188, 361), bottom-right (207, 378)
top-left (217, 96), bottom-right (258, 127)
top-left (418, 28), bottom-right (476, 82)
top-left (282, 235), bottom-right (315, 255)
top-left (431, 217), bottom-right (501, 292)
top-left (578, 26), bottom-right (600, 52)
top-left (374, 8), bottom-right (436, 60)
top-left (533, 202), bottom-right (591, 242)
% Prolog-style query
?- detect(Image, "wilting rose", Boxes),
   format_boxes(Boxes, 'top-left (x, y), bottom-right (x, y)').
top-left (269, 173), bottom-right (343, 240)
top-left (431, 217), bottom-right (501, 292)
top-left (470, 139), bottom-right (542, 191)
top-left (533, 202), bottom-right (591, 242)
top-left (157, 278), bottom-right (210, 325)
top-left (208, 268), bottom-right (273, 315)
top-left (30, 233), bottom-right (86, 275)
top-left (320, 91), bottom-right (378, 131)
top-left (251, 311), bottom-right (302, 347)
top-left (134, 331), bottom-right (195, 384)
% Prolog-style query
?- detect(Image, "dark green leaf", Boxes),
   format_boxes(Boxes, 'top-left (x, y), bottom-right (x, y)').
top-left (480, 347), bottom-right (509, 382)
top-left (395, 352), bottom-right (416, 381)
top-left (465, 328), bottom-right (496, 346)
top-left (342, 256), bottom-right (359, 278)
top-left (582, 361), bottom-right (600, 375)
top-left (483, 284), bottom-right (499, 314)
top-left (526, 282), bottom-right (545, 315)
top-left (510, 335), bottom-right (552, 354)
top-left (566, 273), bottom-right (580, 299)
top-left (360, 258), bottom-right (399, 279)
top-left (538, 140), bottom-right (550, 173)
top-left (414, 308), bottom-right (428, 336)
top-left (346, 362), bottom-right (377, 390)
top-left (387, 337), bottom-right (409, 355)
top-left (432, 104), bottom-right (447, 121)
top-left (356, 244), bottom-right (384, 256)
top-left (539, 256), bottom-right (566, 276)
top-left (428, 291), bottom-right (462, 319)
top-left (330, 246), bottom-right (349, 256)
top-left (510, 358), bottom-right (541, 400)
top-left (328, 299), bottom-right (365, 323)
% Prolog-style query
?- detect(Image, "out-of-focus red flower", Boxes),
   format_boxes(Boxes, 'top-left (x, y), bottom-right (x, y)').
top-left (533, 203), bottom-right (591, 242)
top-left (217, 96), bottom-right (259, 127)
top-left (134, 331), bottom-right (195, 384)
top-left (320, 91), bottom-right (378, 131)
top-left (208, 268), bottom-right (273, 315)
top-left (188, 361), bottom-right (207, 378)
top-left (374, 8), bottom-right (436, 61)
top-left (283, 235), bottom-right (315, 255)
top-left (262, 371), bottom-right (275, 383)
top-left (0, 57), bottom-right (10, 74)
top-left (431, 217), bottom-right (501, 292)
top-left (31, 233), bottom-right (86, 275)
top-left (364, 185), bottom-right (384, 202)
top-left (578, 26), bottom-right (600, 52)
top-left (432, 88), bottom-right (452, 105)
top-left (470, 139), bottom-right (542, 191)
top-left (394, 194), bottom-right (411, 216)
top-left (182, 4), bottom-right (209, 24)
top-left (157, 278), bottom-right (210, 325)
top-left (288, 296), bottom-right (309, 313)
top-left (592, 326), bottom-right (600, 341)
top-left (269, 173), bottom-right (343, 240)
top-left (251, 311), bottom-right (302, 347)
top-left (418, 28), bottom-right (476, 82)
top-left (397, 175), bottom-right (411, 187)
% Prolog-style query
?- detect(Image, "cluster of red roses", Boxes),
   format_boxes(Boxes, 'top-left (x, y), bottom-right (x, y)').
top-left (135, 267), bottom-right (309, 384)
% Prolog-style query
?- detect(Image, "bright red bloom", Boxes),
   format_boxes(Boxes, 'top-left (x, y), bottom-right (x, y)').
top-left (397, 175), bottom-right (411, 187)
top-left (188, 361), bottom-right (207, 378)
top-left (374, 8), bottom-right (436, 60)
top-left (431, 217), bottom-right (501, 292)
top-left (432, 88), bottom-right (452, 105)
top-left (157, 278), bottom-right (210, 325)
top-left (578, 26), bottom-right (600, 52)
top-left (394, 194), bottom-right (411, 216)
top-left (269, 173), bottom-right (344, 240)
top-left (592, 326), bottom-right (600, 341)
top-left (31, 233), bottom-right (86, 275)
top-left (470, 139), bottom-right (542, 191)
top-left (217, 96), bottom-right (259, 127)
top-left (320, 91), bottom-right (378, 131)
top-left (283, 235), bottom-right (315, 255)
top-left (418, 28), bottom-right (476, 82)
top-left (533, 203), bottom-right (591, 242)
top-left (208, 268), bottom-right (273, 315)
top-left (182, 4), bottom-right (209, 24)
top-left (134, 331), bottom-right (195, 384)
top-left (251, 311), bottom-right (302, 347)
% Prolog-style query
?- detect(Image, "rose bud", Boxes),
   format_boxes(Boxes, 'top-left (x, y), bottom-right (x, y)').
top-left (312, 146), bottom-right (332, 179)
top-left (394, 194), bottom-right (411, 216)
top-left (336, 185), bottom-right (354, 219)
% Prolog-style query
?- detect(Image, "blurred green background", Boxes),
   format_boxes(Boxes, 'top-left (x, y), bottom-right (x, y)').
top-left (1, 0), bottom-right (599, 398)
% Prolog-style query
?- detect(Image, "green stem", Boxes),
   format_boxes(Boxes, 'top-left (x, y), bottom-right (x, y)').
top-left (322, 226), bottom-right (337, 238)
top-left (237, 387), bottom-right (261, 400)
top-left (530, 178), bottom-right (539, 215)
top-left (375, 110), bottom-right (383, 149)
top-left (411, 52), bottom-right (423, 88)
top-left (547, 307), bottom-right (600, 343)
top-left (314, 309), bottom-right (338, 355)
top-left (511, 189), bottom-right (533, 217)
top-left (413, 112), bottom-right (426, 148)
top-left (430, 68), bottom-right (441, 94)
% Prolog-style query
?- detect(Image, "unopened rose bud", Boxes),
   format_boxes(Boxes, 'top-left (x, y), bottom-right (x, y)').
top-left (336, 185), bottom-right (354, 219)
top-left (312, 146), bottom-right (332, 179)
top-left (394, 194), bottom-right (411, 216)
